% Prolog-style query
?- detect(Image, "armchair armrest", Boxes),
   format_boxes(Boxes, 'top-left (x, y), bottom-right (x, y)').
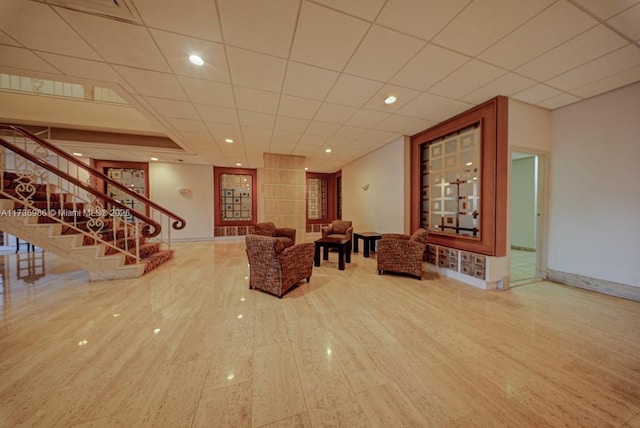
top-left (275, 227), bottom-right (296, 243)
top-left (345, 226), bottom-right (353, 241)
top-left (321, 226), bottom-right (333, 238)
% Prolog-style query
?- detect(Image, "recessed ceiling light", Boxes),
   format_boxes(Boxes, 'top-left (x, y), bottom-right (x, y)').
top-left (466, 161), bottom-right (473, 166)
top-left (225, 138), bottom-right (234, 144)
top-left (304, 167), bottom-right (308, 171)
top-left (235, 162), bottom-right (242, 166)
top-left (150, 157), bottom-right (159, 161)
top-left (72, 152), bottom-right (82, 157)
top-left (325, 148), bottom-right (332, 153)
top-left (384, 95), bottom-right (397, 105)
top-left (189, 54), bottom-right (204, 66)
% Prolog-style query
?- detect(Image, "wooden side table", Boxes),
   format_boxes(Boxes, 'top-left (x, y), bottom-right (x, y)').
top-left (353, 232), bottom-right (382, 258)
top-left (314, 237), bottom-right (351, 270)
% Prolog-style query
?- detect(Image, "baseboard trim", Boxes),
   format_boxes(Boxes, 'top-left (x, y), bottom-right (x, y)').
top-left (510, 245), bottom-right (536, 252)
top-left (546, 269), bottom-right (640, 302)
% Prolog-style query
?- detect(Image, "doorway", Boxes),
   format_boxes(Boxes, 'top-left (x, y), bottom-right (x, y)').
top-left (510, 151), bottom-right (545, 285)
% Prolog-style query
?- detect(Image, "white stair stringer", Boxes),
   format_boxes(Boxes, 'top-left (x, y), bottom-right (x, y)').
top-left (1, 213), bottom-right (144, 280)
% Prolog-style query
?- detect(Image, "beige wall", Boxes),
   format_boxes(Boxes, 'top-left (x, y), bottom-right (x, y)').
top-left (342, 137), bottom-right (406, 234)
top-left (149, 162), bottom-right (214, 241)
top-left (549, 82), bottom-right (640, 288)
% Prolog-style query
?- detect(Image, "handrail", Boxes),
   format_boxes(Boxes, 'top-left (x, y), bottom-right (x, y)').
top-left (0, 136), bottom-right (162, 237)
top-left (0, 124), bottom-right (186, 231)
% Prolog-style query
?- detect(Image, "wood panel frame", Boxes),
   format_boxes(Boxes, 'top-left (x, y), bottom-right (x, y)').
top-left (305, 172), bottom-right (337, 225)
top-left (410, 96), bottom-right (508, 256)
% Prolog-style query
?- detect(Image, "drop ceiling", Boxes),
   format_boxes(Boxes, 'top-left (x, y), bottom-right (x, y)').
top-left (0, 0), bottom-right (639, 172)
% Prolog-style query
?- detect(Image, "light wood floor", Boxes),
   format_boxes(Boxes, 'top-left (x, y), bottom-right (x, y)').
top-left (1, 240), bottom-right (639, 427)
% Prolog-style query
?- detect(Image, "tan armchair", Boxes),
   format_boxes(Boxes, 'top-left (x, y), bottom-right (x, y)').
top-left (377, 228), bottom-right (428, 279)
top-left (253, 222), bottom-right (296, 248)
top-left (246, 234), bottom-right (315, 298)
top-left (321, 220), bottom-right (353, 241)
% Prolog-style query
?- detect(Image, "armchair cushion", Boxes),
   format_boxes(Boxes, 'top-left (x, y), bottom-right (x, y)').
top-left (246, 235), bottom-right (314, 298)
top-left (377, 228), bottom-right (428, 279)
top-left (322, 220), bottom-right (353, 241)
top-left (253, 222), bottom-right (295, 247)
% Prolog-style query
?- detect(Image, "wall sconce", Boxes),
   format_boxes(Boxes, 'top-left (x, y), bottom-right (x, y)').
top-left (361, 183), bottom-right (369, 191)
top-left (177, 187), bottom-right (191, 195)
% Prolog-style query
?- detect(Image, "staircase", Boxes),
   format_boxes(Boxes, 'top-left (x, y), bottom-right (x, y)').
top-left (0, 125), bottom-right (185, 280)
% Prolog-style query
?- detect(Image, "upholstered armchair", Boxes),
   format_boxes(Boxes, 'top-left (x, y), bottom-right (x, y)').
top-left (245, 234), bottom-right (315, 298)
top-left (253, 222), bottom-right (296, 248)
top-left (321, 220), bottom-right (353, 241)
top-left (377, 228), bottom-right (428, 279)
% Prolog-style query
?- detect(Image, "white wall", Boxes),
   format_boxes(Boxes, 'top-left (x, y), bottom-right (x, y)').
top-left (508, 99), bottom-right (552, 152)
top-left (342, 137), bottom-right (406, 234)
top-left (510, 156), bottom-right (536, 249)
top-left (549, 82), bottom-right (640, 287)
top-left (149, 162), bottom-right (214, 241)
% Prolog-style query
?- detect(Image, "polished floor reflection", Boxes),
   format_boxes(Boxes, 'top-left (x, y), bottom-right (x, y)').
top-left (510, 248), bottom-right (538, 283)
top-left (1, 240), bottom-right (639, 427)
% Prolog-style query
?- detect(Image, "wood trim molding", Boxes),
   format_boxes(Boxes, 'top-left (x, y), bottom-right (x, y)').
top-left (547, 269), bottom-right (640, 302)
top-left (410, 96), bottom-right (508, 256)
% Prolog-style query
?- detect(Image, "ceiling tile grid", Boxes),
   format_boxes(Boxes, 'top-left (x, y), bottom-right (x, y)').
top-left (0, 0), bottom-right (638, 171)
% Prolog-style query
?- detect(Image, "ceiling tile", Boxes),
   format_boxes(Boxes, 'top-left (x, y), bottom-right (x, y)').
top-left (36, 54), bottom-right (124, 84)
top-left (55, 8), bottom-right (170, 72)
top-left (312, 0), bottom-right (386, 20)
top-left (195, 104), bottom-right (238, 125)
top-left (115, 66), bottom-right (188, 100)
top-left (325, 74), bottom-right (383, 107)
top-left (511, 84), bottom-right (564, 104)
top-left (347, 109), bottom-right (389, 128)
top-left (167, 118), bottom-right (208, 133)
top-left (226, 47), bottom-right (286, 92)
top-left (396, 92), bottom-right (453, 118)
top-left (290, 2), bottom-right (370, 71)
top-left (238, 111), bottom-right (276, 128)
top-left (573, 0), bottom-right (638, 20)
top-left (242, 127), bottom-right (273, 141)
top-left (305, 121), bottom-right (341, 137)
top-left (177, 76), bottom-right (235, 107)
top-left (479, 1), bottom-right (598, 70)
top-left (272, 130), bottom-right (302, 145)
top-left (390, 44), bottom-right (470, 91)
top-left (537, 93), bottom-right (582, 109)
top-left (570, 64), bottom-right (640, 98)
top-left (0, 45), bottom-right (60, 74)
top-left (0, 1), bottom-right (100, 60)
top-left (429, 60), bottom-right (506, 99)
top-left (282, 62), bottom-right (339, 100)
top-left (375, 115), bottom-right (424, 133)
top-left (362, 84), bottom-right (421, 113)
top-left (355, 129), bottom-right (399, 144)
top-left (277, 95), bottom-right (322, 119)
top-left (546, 44), bottom-right (640, 90)
top-left (314, 103), bottom-right (358, 124)
top-left (133, 0), bottom-right (222, 41)
top-left (607, 3), bottom-right (640, 41)
top-left (234, 87), bottom-right (280, 114)
top-left (461, 73), bottom-right (537, 104)
top-left (275, 116), bottom-right (310, 133)
top-left (218, 0), bottom-right (299, 57)
top-left (377, 0), bottom-right (471, 41)
top-left (344, 25), bottom-right (424, 81)
top-left (515, 25), bottom-right (628, 81)
top-left (150, 30), bottom-right (229, 83)
top-left (290, 144), bottom-right (318, 156)
top-left (298, 133), bottom-right (329, 145)
top-left (425, 100), bottom-right (475, 122)
top-left (206, 123), bottom-right (242, 138)
top-left (145, 97), bottom-right (199, 119)
top-left (432, 0), bottom-right (554, 56)
top-left (0, 29), bottom-right (21, 47)
top-left (332, 126), bottom-right (368, 140)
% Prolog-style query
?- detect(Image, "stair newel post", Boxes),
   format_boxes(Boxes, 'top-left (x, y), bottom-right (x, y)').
top-left (135, 219), bottom-right (141, 263)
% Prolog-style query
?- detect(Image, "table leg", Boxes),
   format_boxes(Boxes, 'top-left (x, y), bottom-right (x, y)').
top-left (353, 237), bottom-right (359, 253)
top-left (370, 238), bottom-right (377, 254)
top-left (314, 243), bottom-right (321, 267)
top-left (323, 246), bottom-right (329, 260)
top-left (338, 246), bottom-right (345, 270)
top-left (346, 242), bottom-right (351, 264)
top-left (363, 238), bottom-right (370, 258)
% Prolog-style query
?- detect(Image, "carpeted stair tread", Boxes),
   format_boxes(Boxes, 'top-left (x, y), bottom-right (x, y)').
top-left (140, 249), bottom-right (174, 274)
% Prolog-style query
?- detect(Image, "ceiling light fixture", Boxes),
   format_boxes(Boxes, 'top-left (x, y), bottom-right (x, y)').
top-left (72, 152), bottom-right (82, 157)
top-left (225, 138), bottom-right (234, 144)
top-left (235, 162), bottom-right (242, 166)
top-left (150, 157), bottom-right (159, 161)
top-left (304, 167), bottom-right (308, 171)
top-left (384, 95), bottom-right (397, 105)
top-left (189, 54), bottom-right (204, 66)
top-left (325, 148), bottom-right (332, 153)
